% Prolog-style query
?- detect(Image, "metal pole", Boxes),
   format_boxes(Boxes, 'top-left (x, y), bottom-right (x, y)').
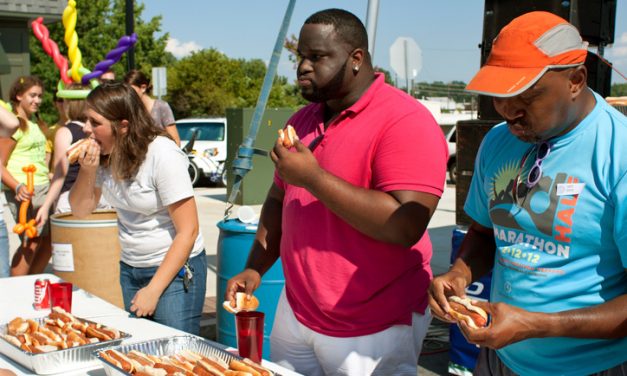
top-left (226, 0), bottom-right (297, 212)
top-left (125, 0), bottom-right (135, 71)
top-left (404, 39), bottom-right (409, 94)
top-left (365, 0), bottom-right (380, 60)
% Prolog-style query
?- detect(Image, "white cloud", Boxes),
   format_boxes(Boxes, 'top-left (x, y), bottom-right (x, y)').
top-left (166, 38), bottom-right (202, 58)
top-left (607, 32), bottom-right (627, 58)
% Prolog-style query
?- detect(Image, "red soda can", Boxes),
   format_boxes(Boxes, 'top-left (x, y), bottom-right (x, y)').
top-left (34, 278), bottom-right (50, 310)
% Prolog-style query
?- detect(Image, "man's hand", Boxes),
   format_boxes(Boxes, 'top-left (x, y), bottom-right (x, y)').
top-left (428, 270), bottom-right (470, 323)
top-left (270, 139), bottom-right (323, 188)
top-left (456, 300), bottom-right (539, 349)
top-left (225, 268), bottom-right (262, 311)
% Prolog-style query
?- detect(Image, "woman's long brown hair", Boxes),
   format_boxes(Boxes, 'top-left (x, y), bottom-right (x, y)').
top-left (86, 82), bottom-right (169, 180)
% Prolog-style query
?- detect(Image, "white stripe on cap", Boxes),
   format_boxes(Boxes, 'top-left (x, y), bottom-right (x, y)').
top-left (535, 23), bottom-right (588, 57)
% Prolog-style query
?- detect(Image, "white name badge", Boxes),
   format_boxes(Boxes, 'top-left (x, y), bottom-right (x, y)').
top-left (556, 183), bottom-right (585, 196)
top-left (52, 243), bottom-right (75, 272)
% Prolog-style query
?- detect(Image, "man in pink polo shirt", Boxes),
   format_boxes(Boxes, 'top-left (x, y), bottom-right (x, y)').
top-left (226, 8), bottom-right (448, 375)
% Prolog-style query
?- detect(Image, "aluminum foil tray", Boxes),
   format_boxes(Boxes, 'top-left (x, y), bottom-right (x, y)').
top-left (0, 317), bottom-right (131, 375)
top-left (95, 335), bottom-right (279, 376)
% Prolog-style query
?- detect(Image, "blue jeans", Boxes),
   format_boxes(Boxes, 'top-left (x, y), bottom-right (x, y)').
top-left (0, 218), bottom-right (9, 278)
top-left (119, 250), bottom-right (207, 335)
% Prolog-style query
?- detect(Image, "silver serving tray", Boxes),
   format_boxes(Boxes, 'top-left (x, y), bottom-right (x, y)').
top-left (0, 317), bottom-right (131, 375)
top-left (95, 335), bottom-right (278, 376)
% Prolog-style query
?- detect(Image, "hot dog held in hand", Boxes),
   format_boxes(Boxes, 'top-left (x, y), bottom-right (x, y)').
top-left (277, 125), bottom-right (298, 148)
top-left (223, 292), bottom-right (260, 314)
top-left (72, 138), bottom-right (101, 169)
top-left (447, 295), bottom-right (488, 329)
top-left (65, 138), bottom-right (90, 164)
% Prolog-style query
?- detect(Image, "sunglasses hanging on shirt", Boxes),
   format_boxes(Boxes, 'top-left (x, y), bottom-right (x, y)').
top-left (512, 141), bottom-right (552, 205)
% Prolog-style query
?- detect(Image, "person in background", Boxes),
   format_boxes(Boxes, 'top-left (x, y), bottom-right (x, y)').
top-left (225, 9), bottom-right (448, 376)
top-left (0, 101), bottom-right (20, 278)
top-left (124, 69), bottom-right (180, 146)
top-left (38, 84), bottom-right (111, 218)
top-left (45, 93), bottom-right (68, 180)
top-left (0, 76), bottom-right (53, 276)
top-left (428, 12), bottom-right (627, 375)
top-left (100, 69), bottom-right (116, 82)
top-left (69, 82), bottom-right (206, 334)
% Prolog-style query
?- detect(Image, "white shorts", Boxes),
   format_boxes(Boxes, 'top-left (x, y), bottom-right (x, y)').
top-left (270, 288), bottom-right (432, 376)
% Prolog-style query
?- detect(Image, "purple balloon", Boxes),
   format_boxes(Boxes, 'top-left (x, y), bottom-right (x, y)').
top-left (81, 33), bottom-right (138, 84)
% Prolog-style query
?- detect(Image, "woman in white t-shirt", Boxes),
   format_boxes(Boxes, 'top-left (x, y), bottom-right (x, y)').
top-left (69, 82), bottom-right (206, 334)
top-left (0, 102), bottom-right (20, 278)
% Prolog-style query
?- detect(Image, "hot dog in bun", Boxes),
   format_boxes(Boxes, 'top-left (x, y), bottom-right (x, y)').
top-left (223, 292), bottom-right (259, 314)
top-left (277, 125), bottom-right (298, 148)
top-left (66, 139), bottom-right (90, 164)
top-left (447, 296), bottom-right (488, 329)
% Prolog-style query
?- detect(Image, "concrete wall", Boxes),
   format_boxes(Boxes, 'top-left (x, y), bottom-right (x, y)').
top-left (0, 0), bottom-right (64, 99)
top-left (0, 0), bottom-right (64, 17)
top-left (0, 20), bottom-right (30, 99)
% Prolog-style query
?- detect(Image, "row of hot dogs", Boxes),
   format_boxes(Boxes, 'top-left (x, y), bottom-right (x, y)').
top-left (99, 348), bottom-right (273, 376)
top-left (2, 307), bottom-right (121, 353)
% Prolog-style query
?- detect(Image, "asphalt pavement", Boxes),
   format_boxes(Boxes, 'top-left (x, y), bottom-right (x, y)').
top-left (3, 182), bottom-right (457, 375)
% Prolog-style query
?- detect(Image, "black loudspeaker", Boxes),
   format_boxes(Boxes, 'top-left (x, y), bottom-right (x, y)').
top-left (585, 53), bottom-right (612, 97)
top-left (478, 0), bottom-right (617, 120)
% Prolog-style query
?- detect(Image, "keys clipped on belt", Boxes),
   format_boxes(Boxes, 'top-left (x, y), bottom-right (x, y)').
top-left (178, 262), bottom-right (193, 292)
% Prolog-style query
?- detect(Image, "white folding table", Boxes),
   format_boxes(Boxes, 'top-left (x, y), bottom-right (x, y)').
top-left (0, 274), bottom-right (300, 376)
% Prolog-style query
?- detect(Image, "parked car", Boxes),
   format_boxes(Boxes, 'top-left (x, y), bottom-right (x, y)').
top-left (446, 127), bottom-right (457, 184)
top-left (176, 117), bottom-right (227, 186)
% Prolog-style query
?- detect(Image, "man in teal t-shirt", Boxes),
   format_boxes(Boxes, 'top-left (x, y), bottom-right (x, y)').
top-left (428, 11), bottom-right (627, 376)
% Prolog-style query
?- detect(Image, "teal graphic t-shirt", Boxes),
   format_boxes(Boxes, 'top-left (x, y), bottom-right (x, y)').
top-left (464, 91), bottom-right (627, 376)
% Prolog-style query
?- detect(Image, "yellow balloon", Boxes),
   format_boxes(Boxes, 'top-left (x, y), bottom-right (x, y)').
top-left (62, 0), bottom-right (85, 83)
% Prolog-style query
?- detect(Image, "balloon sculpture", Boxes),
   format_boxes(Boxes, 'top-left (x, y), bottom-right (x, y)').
top-left (82, 33), bottom-right (138, 84)
top-left (31, 0), bottom-right (137, 99)
top-left (62, 0), bottom-right (86, 84)
top-left (13, 165), bottom-right (38, 239)
top-left (31, 17), bottom-right (71, 85)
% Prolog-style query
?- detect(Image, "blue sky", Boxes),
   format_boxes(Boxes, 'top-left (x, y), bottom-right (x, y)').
top-left (142, 1), bottom-right (627, 85)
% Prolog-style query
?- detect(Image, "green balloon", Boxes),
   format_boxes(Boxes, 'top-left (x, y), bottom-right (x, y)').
top-left (56, 67), bottom-right (100, 99)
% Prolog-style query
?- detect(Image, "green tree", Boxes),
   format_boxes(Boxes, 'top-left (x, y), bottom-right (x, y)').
top-left (30, 0), bottom-right (169, 124)
top-left (373, 66), bottom-right (394, 85)
top-left (611, 83), bottom-right (627, 97)
top-left (167, 49), bottom-right (305, 118)
top-left (414, 81), bottom-right (472, 104)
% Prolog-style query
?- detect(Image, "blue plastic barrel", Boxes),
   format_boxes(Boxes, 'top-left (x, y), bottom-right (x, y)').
top-left (216, 219), bottom-right (285, 360)
top-left (448, 227), bottom-right (492, 374)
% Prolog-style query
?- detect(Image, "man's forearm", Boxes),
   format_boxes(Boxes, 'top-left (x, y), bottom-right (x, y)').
top-left (245, 189), bottom-right (283, 276)
top-left (535, 294), bottom-right (627, 339)
top-left (305, 168), bottom-right (436, 247)
top-left (453, 222), bottom-right (497, 284)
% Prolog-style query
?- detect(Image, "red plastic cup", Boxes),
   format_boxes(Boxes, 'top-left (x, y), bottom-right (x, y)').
top-left (49, 282), bottom-right (73, 313)
top-left (235, 311), bottom-right (264, 363)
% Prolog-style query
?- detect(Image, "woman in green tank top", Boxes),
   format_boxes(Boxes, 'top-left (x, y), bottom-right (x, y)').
top-left (0, 76), bottom-right (53, 276)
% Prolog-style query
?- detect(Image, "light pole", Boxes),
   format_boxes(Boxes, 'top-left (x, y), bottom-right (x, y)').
top-left (125, 0), bottom-right (135, 71)
top-left (365, 0), bottom-right (380, 60)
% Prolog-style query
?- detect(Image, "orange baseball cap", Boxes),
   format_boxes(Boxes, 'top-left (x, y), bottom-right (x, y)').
top-left (466, 11), bottom-right (588, 97)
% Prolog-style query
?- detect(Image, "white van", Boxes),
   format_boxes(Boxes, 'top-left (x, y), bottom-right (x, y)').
top-left (176, 117), bottom-right (227, 186)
